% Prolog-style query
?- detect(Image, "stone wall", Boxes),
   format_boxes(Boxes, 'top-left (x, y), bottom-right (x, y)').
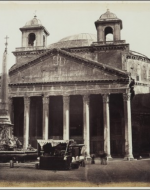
top-left (73, 49), bottom-right (125, 70)
top-left (97, 50), bottom-right (122, 69)
top-left (15, 54), bottom-right (39, 65)
top-left (122, 55), bottom-right (150, 83)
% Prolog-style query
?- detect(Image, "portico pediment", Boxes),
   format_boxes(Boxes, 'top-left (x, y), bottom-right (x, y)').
top-left (9, 48), bottom-right (129, 84)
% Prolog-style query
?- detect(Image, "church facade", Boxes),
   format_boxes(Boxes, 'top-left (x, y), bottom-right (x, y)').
top-left (6, 10), bottom-right (150, 159)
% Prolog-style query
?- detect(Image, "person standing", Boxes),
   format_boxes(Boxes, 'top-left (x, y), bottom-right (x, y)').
top-left (99, 151), bottom-right (107, 165)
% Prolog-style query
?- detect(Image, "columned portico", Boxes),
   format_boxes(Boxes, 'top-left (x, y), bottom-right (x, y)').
top-left (102, 94), bottom-right (111, 158)
top-left (123, 93), bottom-right (134, 160)
top-left (23, 96), bottom-right (30, 149)
top-left (63, 96), bottom-right (70, 140)
top-left (42, 96), bottom-right (49, 140)
top-left (83, 95), bottom-right (90, 156)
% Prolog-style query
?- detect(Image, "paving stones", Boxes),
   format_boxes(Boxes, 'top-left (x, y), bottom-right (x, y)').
top-left (0, 159), bottom-right (150, 187)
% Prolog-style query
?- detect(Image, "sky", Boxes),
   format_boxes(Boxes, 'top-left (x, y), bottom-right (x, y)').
top-left (1, 1), bottom-right (150, 73)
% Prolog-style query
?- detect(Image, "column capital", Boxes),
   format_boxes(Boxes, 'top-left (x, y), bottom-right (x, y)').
top-left (63, 95), bottom-right (70, 104)
top-left (42, 96), bottom-right (49, 104)
top-left (83, 95), bottom-right (90, 103)
top-left (102, 94), bottom-right (109, 103)
top-left (123, 93), bottom-right (131, 102)
top-left (24, 96), bottom-right (30, 105)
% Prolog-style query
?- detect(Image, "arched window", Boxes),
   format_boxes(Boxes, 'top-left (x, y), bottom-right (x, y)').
top-left (28, 33), bottom-right (36, 46)
top-left (43, 35), bottom-right (45, 46)
top-left (104, 26), bottom-right (113, 41)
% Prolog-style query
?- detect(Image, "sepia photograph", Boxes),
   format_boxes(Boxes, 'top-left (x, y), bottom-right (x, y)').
top-left (0, 1), bottom-right (150, 188)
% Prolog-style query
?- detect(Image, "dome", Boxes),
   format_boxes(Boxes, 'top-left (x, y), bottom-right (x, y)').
top-left (25, 15), bottom-right (42, 26)
top-left (48, 33), bottom-right (96, 48)
top-left (99, 9), bottom-right (117, 20)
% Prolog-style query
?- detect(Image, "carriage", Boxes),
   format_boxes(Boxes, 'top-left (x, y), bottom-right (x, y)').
top-left (37, 139), bottom-right (86, 170)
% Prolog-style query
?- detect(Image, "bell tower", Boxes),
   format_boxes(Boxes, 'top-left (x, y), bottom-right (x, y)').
top-left (92, 10), bottom-right (129, 70)
top-left (20, 15), bottom-right (49, 48)
top-left (12, 15), bottom-right (50, 65)
top-left (95, 9), bottom-right (122, 43)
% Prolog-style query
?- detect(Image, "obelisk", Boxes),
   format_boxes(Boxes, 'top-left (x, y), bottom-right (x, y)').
top-left (0, 36), bottom-right (13, 140)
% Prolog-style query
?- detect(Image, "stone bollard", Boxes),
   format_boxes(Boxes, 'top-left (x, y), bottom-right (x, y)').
top-left (10, 160), bottom-right (14, 168)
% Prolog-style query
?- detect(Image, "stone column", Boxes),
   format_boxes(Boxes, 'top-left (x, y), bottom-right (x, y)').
top-left (102, 94), bottom-right (111, 158)
top-left (114, 24), bottom-right (121, 41)
top-left (83, 95), bottom-right (90, 157)
top-left (123, 93), bottom-right (134, 160)
top-left (42, 96), bottom-right (49, 140)
top-left (97, 25), bottom-right (104, 42)
top-left (23, 96), bottom-right (30, 149)
top-left (63, 96), bottom-right (70, 140)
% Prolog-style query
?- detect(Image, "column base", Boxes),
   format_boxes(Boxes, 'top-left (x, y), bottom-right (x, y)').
top-left (85, 155), bottom-right (91, 161)
top-left (124, 155), bottom-right (134, 161)
top-left (107, 155), bottom-right (113, 161)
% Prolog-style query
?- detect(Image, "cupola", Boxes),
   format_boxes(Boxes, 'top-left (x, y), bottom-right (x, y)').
top-left (95, 9), bottom-right (123, 43)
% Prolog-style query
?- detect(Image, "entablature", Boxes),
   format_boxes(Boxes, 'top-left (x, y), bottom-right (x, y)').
top-left (9, 80), bottom-right (130, 98)
top-left (126, 54), bottom-right (150, 64)
top-left (65, 43), bottom-right (129, 53)
top-left (12, 48), bottom-right (47, 56)
top-left (9, 78), bottom-right (129, 86)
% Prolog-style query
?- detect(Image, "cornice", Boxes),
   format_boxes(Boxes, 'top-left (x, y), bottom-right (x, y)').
top-left (134, 82), bottom-right (150, 87)
top-left (20, 26), bottom-right (50, 36)
top-left (12, 49), bottom-right (47, 56)
top-left (9, 78), bottom-right (129, 87)
top-left (64, 43), bottom-right (129, 53)
top-left (126, 54), bottom-right (150, 64)
top-left (95, 19), bottom-right (123, 29)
